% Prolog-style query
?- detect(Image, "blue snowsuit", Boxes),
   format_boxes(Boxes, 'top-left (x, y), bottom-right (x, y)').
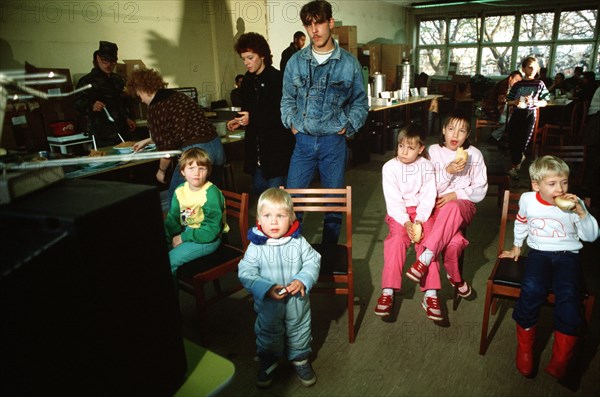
top-left (238, 225), bottom-right (321, 360)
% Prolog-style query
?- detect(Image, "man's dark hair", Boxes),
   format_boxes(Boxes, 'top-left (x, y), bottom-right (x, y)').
top-left (293, 31), bottom-right (306, 40)
top-left (234, 32), bottom-right (273, 67)
top-left (300, 0), bottom-right (332, 26)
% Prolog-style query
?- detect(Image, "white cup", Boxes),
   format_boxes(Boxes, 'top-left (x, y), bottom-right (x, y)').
top-left (419, 87), bottom-right (428, 97)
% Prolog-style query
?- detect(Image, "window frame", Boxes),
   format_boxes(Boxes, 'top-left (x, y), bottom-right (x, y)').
top-left (416, 6), bottom-right (600, 79)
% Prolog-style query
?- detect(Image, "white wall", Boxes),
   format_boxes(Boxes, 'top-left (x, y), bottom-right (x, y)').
top-left (0, 0), bottom-right (266, 102)
top-left (268, 0), bottom-right (411, 67)
top-left (0, 1), bottom-right (408, 102)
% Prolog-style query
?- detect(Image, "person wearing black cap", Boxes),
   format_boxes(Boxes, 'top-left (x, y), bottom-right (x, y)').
top-left (75, 41), bottom-right (136, 147)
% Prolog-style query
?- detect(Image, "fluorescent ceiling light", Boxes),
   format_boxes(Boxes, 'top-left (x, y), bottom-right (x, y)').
top-left (412, 0), bottom-right (502, 9)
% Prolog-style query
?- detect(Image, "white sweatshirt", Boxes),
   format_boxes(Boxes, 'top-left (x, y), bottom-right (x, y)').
top-left (428, 144), bottom-right (488, 203)
top-left (382, 156), bottom-right (437, 226)
top-left (514, 191), bottom-right (600, 252)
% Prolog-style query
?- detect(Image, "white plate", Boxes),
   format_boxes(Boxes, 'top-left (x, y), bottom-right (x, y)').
top-left (113, 147), bottom-right (134, 154)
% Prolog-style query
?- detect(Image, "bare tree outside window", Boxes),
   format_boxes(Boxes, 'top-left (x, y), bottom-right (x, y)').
top-left (416, 7), bottom-right (598, 79)
top-left (558, 10), bottom-right (597, 40)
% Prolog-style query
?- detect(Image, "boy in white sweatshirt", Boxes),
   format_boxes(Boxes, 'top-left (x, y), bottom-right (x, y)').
top-left (500, 155), bottom-right (599, 379)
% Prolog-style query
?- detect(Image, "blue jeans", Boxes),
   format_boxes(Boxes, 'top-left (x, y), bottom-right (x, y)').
top-left (167, 136), bottom-right (226, 208)
top-left (513, 249), bottom-right (583, 335)
top-left (287, 133), bottom-right (346, 244)
top-left (252, 167), bottom-right (287, 197)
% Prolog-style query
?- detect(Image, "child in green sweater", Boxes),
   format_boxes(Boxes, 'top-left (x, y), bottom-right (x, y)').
top-left (164, 148), bottom-right (227, 273)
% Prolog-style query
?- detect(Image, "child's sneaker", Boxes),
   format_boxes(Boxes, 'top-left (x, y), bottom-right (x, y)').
top-left (292, 358), bottom-right (317, 387)
top-left (256, 354), bottom-right (278, 388)
top-left (447, 274), bottom-right (472, 298)
top-left (374, 293), bottom-right (393, 317)
top-left (421, 295), bottom-right (443, 321)
top-left (406, 260), bottom-right (428, 282)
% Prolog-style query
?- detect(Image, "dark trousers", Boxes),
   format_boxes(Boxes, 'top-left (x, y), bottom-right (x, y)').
top-left (512, 249), bottom-right (583, 335)
top-left (507, 108), bottom-right (536, 165)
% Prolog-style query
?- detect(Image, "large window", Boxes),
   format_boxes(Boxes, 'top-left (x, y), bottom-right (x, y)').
top-left (417, 7), bottom-right (599, 78)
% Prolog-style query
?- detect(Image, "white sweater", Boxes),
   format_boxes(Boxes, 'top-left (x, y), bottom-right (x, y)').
top-left (427, 144), bottom-right (488, 203)
top-left (514, 191), bottom-right (600, 252)
top-left (382, 156), bottom-right (437, 225)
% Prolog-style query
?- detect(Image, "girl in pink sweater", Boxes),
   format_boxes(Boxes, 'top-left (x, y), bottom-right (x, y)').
top-left (406, 112), bottom-right (488, 321)
top-left (374, 124), bottom-right (437, 317)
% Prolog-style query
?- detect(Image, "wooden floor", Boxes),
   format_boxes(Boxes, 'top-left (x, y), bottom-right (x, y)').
top-left (178, 132), bottom-right (600, 397)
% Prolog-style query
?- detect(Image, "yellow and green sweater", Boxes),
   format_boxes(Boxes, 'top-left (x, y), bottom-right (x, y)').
top-left (164, 181), bottom-right (227, 244)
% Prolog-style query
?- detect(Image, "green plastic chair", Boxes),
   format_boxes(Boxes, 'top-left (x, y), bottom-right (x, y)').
top-left (174, 339), bottom-right (235, 397)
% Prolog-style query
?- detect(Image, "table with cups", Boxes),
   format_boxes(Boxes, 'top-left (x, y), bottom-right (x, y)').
top-left (368, 93), bottom-right (443, 154)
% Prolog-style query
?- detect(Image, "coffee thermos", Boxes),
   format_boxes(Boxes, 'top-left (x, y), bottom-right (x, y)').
top-left (370, 72), bottom-right (386, 98)
top-left (397, 58), bottom-right (414, 96)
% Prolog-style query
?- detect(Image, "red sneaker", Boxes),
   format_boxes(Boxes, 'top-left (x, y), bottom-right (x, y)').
top-left (406, 260), bottom-right (428, 282)
top-left (421, 295), bottom-right (443, 321)
top-left (374, 294), bottom-right (393, 317)
top-left (447, 275), bottom-right (472, 298)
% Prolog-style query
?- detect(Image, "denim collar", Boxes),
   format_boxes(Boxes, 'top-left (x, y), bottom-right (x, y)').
top-left (299, 39), bottom-right (342, 63)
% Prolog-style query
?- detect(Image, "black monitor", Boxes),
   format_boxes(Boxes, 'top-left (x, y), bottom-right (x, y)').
top-left (0, 179), bottom-right (187, 397)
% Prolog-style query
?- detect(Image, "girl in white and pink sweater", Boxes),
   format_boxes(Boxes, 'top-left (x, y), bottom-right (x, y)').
top-left (406, 112), bottom-right (488, 321)
top-left (374, 124), bottom-right (437, 317)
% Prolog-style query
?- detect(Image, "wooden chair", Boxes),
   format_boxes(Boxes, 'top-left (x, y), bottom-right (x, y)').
top-left (540, 145), bottom-right (587, 186)
top-left (176, 190), bottom-right (249, 345)
top-left (475, 118), bottom-right (502, 143)
top-left (282, 186), bottom-right (356, 343)
top-left (540, 101), bottom-right (588, 146)
top-left (479, 190), bottom-right (595, 355)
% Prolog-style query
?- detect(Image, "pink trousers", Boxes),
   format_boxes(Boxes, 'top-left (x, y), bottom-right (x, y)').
top-left (419, 199), bottom-right (476, 291)
top-left (381, 207), bottom-right (434, 290)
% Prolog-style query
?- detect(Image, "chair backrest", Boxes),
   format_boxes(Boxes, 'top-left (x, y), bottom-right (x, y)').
top-left (571, 100), bottom-right (588, 141)
top-left (281, 187), bottom-right (352, 248)
top-left (222, 190), bottom-right (249, 249)
top-left (539, 145), bottom-right (587, 185)
top-left (497, 190), bottom-right (522, 256)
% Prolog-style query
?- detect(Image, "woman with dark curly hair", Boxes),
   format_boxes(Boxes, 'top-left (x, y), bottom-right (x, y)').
top-left (226, 32), bottom-right (294, 196)
top-left (126, 68), bottom-right (225, 208)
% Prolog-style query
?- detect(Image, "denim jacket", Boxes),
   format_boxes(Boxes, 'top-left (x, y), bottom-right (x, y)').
top-left (281, 40), bottom-right (368, 137)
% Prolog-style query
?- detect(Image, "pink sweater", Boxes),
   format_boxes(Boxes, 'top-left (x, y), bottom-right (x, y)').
top-left (382, 156), bottom-right (437, 225)
top-left (428, 144), bottom-right (488, 203)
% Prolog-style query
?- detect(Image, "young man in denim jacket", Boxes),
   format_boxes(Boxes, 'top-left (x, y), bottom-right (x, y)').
top-left (281, 0), bottom-right (368, 244)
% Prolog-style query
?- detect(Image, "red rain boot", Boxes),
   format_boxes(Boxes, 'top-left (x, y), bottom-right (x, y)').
top-left (516, 324), bottom-right (536, 377)
top-left (545, 330), bottom-right (578, 379)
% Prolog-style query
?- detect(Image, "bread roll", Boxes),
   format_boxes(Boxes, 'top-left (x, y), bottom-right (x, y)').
top-left (455, 147), bottom-right (468, 162)
top-left (413, 223), bottom-right (423, 243)
top-left (555, 196), bottom-right (575, 211)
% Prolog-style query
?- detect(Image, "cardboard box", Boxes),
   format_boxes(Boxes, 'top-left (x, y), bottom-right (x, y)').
top-left (363, 44), bottom-right (382, 74)
top-left (340, 44), bottom-right (358, 58)
top-left (334, 26), bottom-right (357, 48)
top-left (381, 44), bottom-right (412, 90)
top-left (116, 59), bottom-right (146, 79)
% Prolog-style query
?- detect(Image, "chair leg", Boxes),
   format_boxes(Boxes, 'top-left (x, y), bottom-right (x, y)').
top-left (348, 287), bottom-right (355, 343)
top-left (479, 285), bottom-right (494, 355)
top-left (491, 297), bottom-right (499, 315)
top-left (193, 280), bottom-right (209, 346)
top-left (452, 251), bottom-right (465, 311)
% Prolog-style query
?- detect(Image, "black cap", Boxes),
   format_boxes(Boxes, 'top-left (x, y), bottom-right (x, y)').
top-left (97, 41), bottom-right (118, 61)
